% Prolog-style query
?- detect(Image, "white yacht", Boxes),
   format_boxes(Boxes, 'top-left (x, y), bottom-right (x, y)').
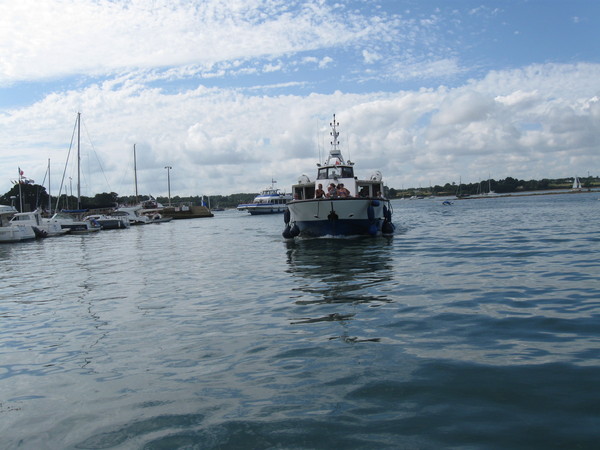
top-left (0, 205), bottom-right (36, 242)
top-left (9, 209), bottom-right (68, 237)
top-left (50, 211), bottom-right (102, 234)
top-left (237, 181), bottom-right (292, 215)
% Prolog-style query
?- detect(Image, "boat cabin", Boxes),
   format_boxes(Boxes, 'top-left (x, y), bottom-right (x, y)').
top-left (10, 211), bottom-right (43, 226)
top-left (292, 165), bottom-right (383, 200)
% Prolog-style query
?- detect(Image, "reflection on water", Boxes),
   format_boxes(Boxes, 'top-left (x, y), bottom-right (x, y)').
top-left (2, 195), bottom-right (600, 449)
top-left (285, 237), bottom-right (395, 302)
top-left (285, 237), bottom-right (396, 344)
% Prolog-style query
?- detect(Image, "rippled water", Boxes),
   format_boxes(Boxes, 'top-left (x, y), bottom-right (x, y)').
top-left (1, 192), bottom-right (599, 449)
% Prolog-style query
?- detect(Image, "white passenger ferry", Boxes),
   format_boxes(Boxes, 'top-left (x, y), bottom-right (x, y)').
top-left (237, 181), bottom-right (292, 215)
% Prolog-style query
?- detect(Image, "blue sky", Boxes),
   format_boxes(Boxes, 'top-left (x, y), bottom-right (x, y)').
top-left (1, 0), bottom-right (599, 198)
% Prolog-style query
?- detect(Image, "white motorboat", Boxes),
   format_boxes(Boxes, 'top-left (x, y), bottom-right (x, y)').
top-left (50, 211), bottom-right (102, 234)
top-left (9, 209), bottom-right (68, 237)
top-left (85, 212), bottom-right (131, 229)
top-left (115, 205), bottom-right (149, 225)
top-left (116, 205), bottom-right (172, 225)
top-left (283, 114), bottom-right (394, 238)
top-left (0, 205), bottom-right (36, 242)
top-left (237, 181), bottom-right (292, 215)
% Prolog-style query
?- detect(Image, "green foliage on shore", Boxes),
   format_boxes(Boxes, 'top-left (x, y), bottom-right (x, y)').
top-left (391, 176), bottom-right (600, 199)
top-left (2, 175), bottom-right (597, 212)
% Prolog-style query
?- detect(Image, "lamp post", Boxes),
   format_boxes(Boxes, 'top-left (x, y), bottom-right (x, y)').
top-left (164, 166), bottom-right (172, 206)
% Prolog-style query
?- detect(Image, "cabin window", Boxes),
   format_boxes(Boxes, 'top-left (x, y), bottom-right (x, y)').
top-left (341, 167), bottom-right (354, 178)
top-left (358, 185), bottom-right (370, 197)
top-left (305, 186), bottom-right (315, 199)
top-left (329, 167), bottom-right (340, 178)
top-left (317, 168), bottom-right (328, 179)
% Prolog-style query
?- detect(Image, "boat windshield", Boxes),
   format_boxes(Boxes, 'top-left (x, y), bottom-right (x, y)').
top-left (317, 166), bottom-right (354, 179)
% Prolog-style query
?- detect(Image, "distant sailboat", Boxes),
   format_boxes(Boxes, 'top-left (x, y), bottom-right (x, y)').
top-left (572, 176), bottom-right (582, 191)
top-left (486, 174), bottom-right (496, 195)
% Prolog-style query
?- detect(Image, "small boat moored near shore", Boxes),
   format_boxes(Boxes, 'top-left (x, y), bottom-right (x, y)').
top-left (283, 114), bottom-right (394, 238)
top-left (10, 209), bottom-right (68, 237)
top-left (0, 205), bottom-right (37, 242)
top-left (85, 211), bottom-right (131, 230)
top-left (50, 210), bottom-right (102, 234)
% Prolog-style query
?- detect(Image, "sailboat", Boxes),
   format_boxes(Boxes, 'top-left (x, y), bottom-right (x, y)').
top-left (116, 144), bottom-right (172, 224)
top-left (572, 176), bottom-right (582, 191)
top-left (51, 112), bottom-right (101, 233)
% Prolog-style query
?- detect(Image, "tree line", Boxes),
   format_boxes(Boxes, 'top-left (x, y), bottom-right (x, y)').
top-left (0, 182), bottom-right (256, 212)
top-left (389, 176), bottom-right (599, 198)
top-left (2, 175), bottom-right (597, 212)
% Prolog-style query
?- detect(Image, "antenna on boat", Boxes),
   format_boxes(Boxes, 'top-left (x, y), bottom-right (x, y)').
top-left (330, 114), bottom-right (339, 151)
top-left (326, 114), bottom-right (344, 165)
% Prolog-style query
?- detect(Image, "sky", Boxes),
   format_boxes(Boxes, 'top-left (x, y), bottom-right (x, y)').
top-left (1, 0), bottom-right (599, 199)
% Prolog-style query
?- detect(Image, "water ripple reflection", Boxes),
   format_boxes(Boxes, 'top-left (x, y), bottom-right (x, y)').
top-left (1, 194), bottom-right (599, 448)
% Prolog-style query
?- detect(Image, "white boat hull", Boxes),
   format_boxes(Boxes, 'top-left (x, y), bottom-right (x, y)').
top-left (285, 198), bottom-right (393, 238)
top-left (10, 211), bottom-right (68, 237)
top-left (237, 204), bottom-right (288, 215)
top-left (0, 224), bottom-right (36, 242)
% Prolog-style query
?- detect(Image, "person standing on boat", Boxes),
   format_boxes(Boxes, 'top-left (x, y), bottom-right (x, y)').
top-left (315, 184), bottom-right (325, 199)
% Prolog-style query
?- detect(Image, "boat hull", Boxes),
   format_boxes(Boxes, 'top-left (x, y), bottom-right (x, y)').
top-left (238, 204), bottom-right (288, 215)
top-left (0, 225), bottom-right (36, 242)
top-left (286, 198), bottom-right (392, 238)
top-left (60, 222), bottom-right (101, 233)
top-left (95, 219), bottom-right (130, 229)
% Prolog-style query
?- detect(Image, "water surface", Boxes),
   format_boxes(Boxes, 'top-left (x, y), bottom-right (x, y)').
top-left (1, 192), bottom-right (599, 448)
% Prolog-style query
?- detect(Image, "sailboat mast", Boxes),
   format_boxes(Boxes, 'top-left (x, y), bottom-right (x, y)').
top-left (48, 158), bottom-right (51, 213)
top-left (77, 112), bottom-right (81, 209)
top-left (18, 167), bottom-right (23, 212)
top-left (133, 144), bottom-right (138, 203)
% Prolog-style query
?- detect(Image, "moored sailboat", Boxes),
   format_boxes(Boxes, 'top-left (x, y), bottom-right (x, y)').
top-left (53, 113), bottom-right (102, 233)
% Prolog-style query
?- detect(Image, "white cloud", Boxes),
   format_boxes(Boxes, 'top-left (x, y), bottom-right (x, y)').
top-left (3, 61), bottom-right (599, 196)
top-left (0, 0), bottom-right (367, 85)
top-left (318, 57), bottom-right (334, 69)
top-left (362, 50), bottom-right (381, 64)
